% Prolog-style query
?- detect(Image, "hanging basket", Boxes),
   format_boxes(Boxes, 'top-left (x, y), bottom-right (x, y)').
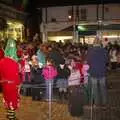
top-left (0, 17), bottom-right (8, 31)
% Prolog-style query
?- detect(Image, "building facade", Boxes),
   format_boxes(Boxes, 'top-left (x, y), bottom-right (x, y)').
top-left (41, 4), bottom-right (120, 44)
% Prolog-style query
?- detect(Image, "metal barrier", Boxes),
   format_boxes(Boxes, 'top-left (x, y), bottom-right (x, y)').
top-left (19, 72), bottom-right (120, 120)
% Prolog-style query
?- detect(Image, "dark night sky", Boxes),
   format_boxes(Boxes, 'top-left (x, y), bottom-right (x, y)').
top-left (1, 0), bottom-right (120, 11)
top-left (25, 0), bottom-right (120, 13)
top-left (36, 0), bottom-right (120, 7)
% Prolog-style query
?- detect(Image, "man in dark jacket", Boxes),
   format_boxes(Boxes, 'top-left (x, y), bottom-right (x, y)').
top-left (48, 46), bottom-right (65, 67)
top-left (87, 39), bottom-right (108, 106)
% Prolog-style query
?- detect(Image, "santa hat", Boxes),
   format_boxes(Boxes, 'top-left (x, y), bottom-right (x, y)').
top-left (0, 49), bottom-right (4, 59)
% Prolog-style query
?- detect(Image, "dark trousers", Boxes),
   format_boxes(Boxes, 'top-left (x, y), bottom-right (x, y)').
top-left (111, 62), bottom-right (117, 70)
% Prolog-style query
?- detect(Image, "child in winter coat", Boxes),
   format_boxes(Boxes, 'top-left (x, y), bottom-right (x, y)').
top-left (30, 55), bottom-right (44, 84)
top-left (68, 59), bottom-right (81, 86)
top-left (56, 63), bottom-right (70, 101)
top-left (42, 58), bottom-right (57, 100)
top-left (19, 51), bottom-right (31, 83)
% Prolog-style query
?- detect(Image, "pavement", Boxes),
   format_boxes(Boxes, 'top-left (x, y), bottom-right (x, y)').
top-left (0, 70), bottom-right (120, 120)
top-left (0, 94), bottom-right (82, 120)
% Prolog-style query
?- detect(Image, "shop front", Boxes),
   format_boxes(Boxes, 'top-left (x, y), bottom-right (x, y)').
top-left (48, 31), bottom-right (73, 43)
top-left (0, 3), bottom-right (26, 42)
top-left (77, 24), bottom-right (120, 44)
top-left (42, 22), bottom-right (120, 44)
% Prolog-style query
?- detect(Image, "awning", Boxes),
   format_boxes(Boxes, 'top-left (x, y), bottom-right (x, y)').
top-left (61, 24), bottom-right (120, 36)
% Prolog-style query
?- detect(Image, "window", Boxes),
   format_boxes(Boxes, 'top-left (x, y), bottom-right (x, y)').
top-left (51, 18), bottom-right (57, 22)
top-left (80, 8), bottom-right (87, 20)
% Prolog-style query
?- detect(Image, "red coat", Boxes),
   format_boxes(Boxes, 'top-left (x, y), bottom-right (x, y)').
top-left (75, 62), bottom-right (83, 75)
top-left (17, 49), bottom-right (23, 58)
top-left (0, 57), bottom-right (21, 110)
top-left (0, 57), bottom-right (20, 85)
top-left (75, 62), bottom-right (84, 83)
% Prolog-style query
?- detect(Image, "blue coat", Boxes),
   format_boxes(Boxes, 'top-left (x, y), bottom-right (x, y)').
top-left (37, 49), bottom-right (46, 65)
top-left (87, 46), bottom-right (108, 77)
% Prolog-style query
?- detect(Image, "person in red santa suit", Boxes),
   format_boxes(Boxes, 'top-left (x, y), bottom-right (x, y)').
top-left (0, 49), bottom-right (21, 120)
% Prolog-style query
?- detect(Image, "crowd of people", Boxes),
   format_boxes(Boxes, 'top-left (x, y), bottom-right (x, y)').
top-left (0, 37), bottom-right (120, 119)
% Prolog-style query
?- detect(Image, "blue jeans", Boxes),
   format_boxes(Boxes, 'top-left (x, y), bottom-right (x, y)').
top-left (89, 76), bottom-right (107, 105)
top-left (45, 80), bottom-right (54, 100)
top-left (56, 78), bottom-right (68, 88)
